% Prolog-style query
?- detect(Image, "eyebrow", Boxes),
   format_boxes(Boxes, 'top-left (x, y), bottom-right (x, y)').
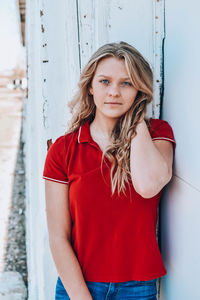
top-left (97, 75), bottom-right (131, 80)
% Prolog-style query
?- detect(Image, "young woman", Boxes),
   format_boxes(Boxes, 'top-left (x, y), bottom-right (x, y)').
top-left (43, 41), bottom-right (176, 300)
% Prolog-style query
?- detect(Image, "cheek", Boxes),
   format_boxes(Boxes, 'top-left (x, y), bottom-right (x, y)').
top-left (93, 87), bottom-right (106, 101)
top-left (124, 91), bottom-right (137, 104)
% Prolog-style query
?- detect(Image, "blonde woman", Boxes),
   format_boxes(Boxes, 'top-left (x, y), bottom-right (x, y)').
top-left (43, 41), bottom-right (176, 300)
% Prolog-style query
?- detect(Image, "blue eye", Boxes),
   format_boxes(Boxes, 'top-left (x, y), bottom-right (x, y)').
top-left (122, 81), bottom-right (132, 86)
top-left (100, 79), bottom-right (109, 84)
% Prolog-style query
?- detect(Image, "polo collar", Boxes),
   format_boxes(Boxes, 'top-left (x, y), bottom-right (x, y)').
top-left (78, 118), bottom-right (154, 144)
top-left (78, 121), bottom-right (93, 143)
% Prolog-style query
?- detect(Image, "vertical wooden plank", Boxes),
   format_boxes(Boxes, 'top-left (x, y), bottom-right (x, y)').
top-left (64, 0), bottom-right (81, 118)
top-left (26, 0), bottom-right (81, 299)
top-left (77, 0), bottom-right (164, 118)
top-left (39, 0), bottom-right (81, 298)
top-left (152, 3), bottom-right (165, 298)
top-left (39, 0), bottom-right (80, 139)
top-left (25, 0), bottom-right (45, 298)
top-left (106, 0), bottom-right (153, 59)
top-left (77, 0), bottom-right (95, 69)
top-left (39, 0), bottom-right (49, 130)
top-left (77, 0), bottom-right (111, 69)
top-left (152, 0), bottom-right (165, 118)
top-left (93, 0), bottom-right (110, 46)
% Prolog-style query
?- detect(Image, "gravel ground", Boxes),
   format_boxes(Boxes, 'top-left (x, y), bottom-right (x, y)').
top-left (3, 124), bottom-right (28, 291)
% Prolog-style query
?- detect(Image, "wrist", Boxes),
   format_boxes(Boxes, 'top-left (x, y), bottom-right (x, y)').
top-left (136, 119), bottom-right (146, 132)
top-left (72, 289), bottom-right (93, 300)
top-left (74, 295), bottom-right (92, 300)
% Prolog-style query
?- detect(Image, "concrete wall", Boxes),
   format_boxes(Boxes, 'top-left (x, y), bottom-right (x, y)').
top-left (25, 0), bottom-right (166, 299)
top-left (160, 1), bottom-right (200, 299)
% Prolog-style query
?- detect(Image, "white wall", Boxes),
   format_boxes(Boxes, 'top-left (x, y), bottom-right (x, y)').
top-left (160, 1), bottom-right (200, 299)
top-left (0, 0), bottom-right (25, 75)
top-left (25, 0), bottom-right (165, 299)
top-left (25, 0), bottom-right (46, 299)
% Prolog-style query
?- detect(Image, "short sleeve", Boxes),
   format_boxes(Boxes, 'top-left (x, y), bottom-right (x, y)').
top-left (42, 135), bottom-right (68, 184)
top-left (150, 118), bottom-right (176, 150)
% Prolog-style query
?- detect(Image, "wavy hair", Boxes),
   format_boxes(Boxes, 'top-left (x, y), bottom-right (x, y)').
top-left (66, 41), bottom-right (153, 196)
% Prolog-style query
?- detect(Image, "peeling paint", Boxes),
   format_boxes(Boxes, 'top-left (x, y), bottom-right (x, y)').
top-left (47, 139), bottom-right (52, 151)
top-left (41, 24), bottom-right (45, 32)
top-left (42, 99), bottom-right (48, 129)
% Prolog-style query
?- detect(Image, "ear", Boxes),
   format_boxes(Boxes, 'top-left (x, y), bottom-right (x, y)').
top-left (89, 85), bottom-right (93, 95)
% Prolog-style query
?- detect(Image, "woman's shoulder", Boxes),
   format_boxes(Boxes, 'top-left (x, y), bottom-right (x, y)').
top-left (49, 128), bottom-right (79, 152)
top-left (148, 117), bottom-right (176, 148)
top-left (149, 117), bottom-right (168, 127)
top-left (149, 117), bottom-right (173, 132)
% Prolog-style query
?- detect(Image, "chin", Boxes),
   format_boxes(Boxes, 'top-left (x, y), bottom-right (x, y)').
top-left (102, 110), bottom-right (124, 118)
top-left (104, 113), bottom-right (123, 119)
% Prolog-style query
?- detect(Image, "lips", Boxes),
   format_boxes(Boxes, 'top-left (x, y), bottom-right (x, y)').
top-left (104, 102), bottom-right (122, 105)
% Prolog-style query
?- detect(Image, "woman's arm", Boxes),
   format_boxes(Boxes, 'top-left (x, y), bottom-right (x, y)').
top-left (130, 118), bottom-right (174, 198)
top-left (45, 180), bottom-right (92, 300)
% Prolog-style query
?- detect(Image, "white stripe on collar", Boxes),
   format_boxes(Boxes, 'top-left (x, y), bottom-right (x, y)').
top-left (78, 126), bottom-right (82, 143)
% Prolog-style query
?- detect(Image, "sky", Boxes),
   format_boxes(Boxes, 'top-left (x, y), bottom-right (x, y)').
top-left (0, 0), bottom-right (25, 75)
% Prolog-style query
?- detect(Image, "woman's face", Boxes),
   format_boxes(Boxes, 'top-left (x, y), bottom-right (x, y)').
top-left (89, 56), bottom-right (138, 121)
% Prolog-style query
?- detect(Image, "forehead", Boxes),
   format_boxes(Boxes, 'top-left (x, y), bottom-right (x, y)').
top-left (94, 56), bottom-right (129, 77)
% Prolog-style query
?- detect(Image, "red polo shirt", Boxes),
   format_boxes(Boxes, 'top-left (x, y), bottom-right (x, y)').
top-left (43, 118), bottom-right (176, 282)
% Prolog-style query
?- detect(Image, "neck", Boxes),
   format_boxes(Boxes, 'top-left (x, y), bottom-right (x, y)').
top-left (90, 114), bottom-right (118, 138)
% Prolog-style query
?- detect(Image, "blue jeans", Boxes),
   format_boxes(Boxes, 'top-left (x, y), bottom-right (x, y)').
top-left (55, 276), bottom-right (157, 299)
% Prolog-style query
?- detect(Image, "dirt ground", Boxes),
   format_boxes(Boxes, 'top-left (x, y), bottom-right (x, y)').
top-left (3, 126), bottom-right (27, 287)
top-left (0, 86), bottom-right (27, 290)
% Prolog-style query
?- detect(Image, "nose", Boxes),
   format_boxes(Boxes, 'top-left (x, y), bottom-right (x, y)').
top-left (108, 84), bottom-right (120, 97)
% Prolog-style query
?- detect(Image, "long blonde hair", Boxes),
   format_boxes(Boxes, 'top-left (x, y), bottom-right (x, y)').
top-left (67, 41), bottom-right (153, 196)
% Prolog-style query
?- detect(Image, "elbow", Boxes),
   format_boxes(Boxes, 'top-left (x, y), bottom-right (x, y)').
top-left (133, 179), bottom-right (156, 198)
top-left (133, 170), bottom-right (173, 199)
top-left (135, 186), bottom-right (159, 199)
